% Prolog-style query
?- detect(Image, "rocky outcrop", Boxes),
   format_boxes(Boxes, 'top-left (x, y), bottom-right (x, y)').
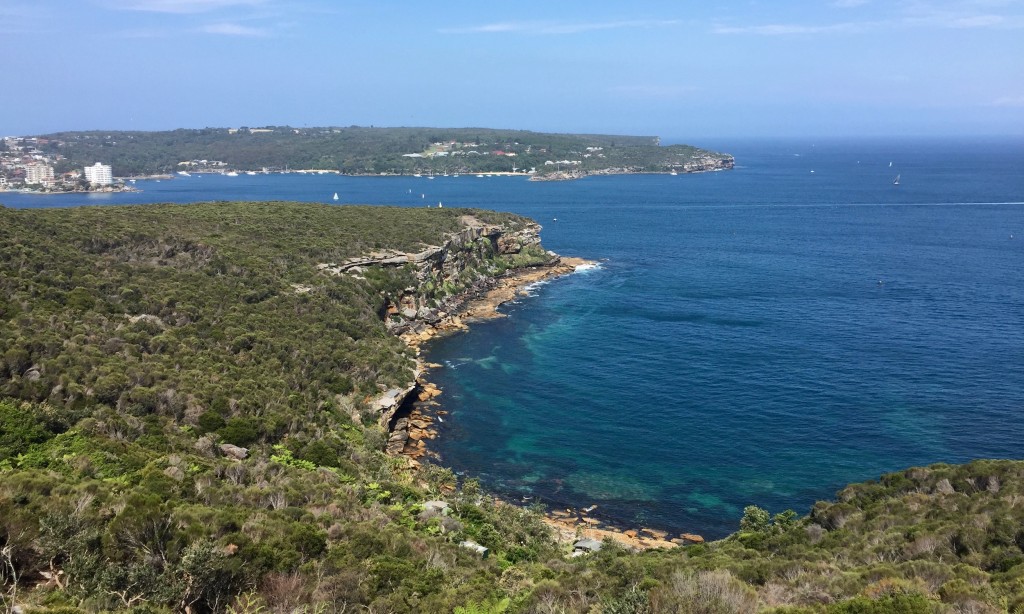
top-left (219, 443), bottom-right (249, 460)
top-left (319, 215), bottom-right (550, 342)
top-left (319, 216), bottom-right (557, 442)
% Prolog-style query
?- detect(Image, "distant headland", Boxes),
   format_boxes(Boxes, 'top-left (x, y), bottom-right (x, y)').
top-left (0, 127), bottom-right (734, 185)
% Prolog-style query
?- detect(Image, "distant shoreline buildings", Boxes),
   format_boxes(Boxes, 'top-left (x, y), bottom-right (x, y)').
top-left (24, 162), bottom-right (55, 186)
top-left (84, 162), bottom-right (113, 186)
top-left (1, 136), bottom-right (125, 193)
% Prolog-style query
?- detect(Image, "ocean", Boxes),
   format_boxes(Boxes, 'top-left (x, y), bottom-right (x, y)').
top-left (4, 137), bottom-right (1023, 538)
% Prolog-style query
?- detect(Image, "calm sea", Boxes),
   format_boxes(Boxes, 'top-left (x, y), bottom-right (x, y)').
top-left (5, 137), bottom-right (1023, 537)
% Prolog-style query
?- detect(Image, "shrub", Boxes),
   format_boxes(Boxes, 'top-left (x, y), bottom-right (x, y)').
top-left (219, 418), bottom-right (259, 447)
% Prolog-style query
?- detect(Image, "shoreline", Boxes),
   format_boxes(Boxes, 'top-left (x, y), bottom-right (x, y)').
top-left (0, 186), bottom-right (141, 196)
top-left (392, 255), bottom-right (702, 551)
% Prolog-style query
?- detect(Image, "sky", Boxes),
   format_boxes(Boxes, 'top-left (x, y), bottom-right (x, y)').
top-left (2, 0), bottom-right (1023, 139)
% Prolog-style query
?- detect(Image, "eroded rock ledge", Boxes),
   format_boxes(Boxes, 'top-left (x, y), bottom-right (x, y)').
top-left (318, 215), bottom-right (578, 439)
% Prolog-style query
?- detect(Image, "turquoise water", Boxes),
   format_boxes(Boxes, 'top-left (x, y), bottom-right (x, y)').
top-left (5, 137), bottom-right (1023, 537)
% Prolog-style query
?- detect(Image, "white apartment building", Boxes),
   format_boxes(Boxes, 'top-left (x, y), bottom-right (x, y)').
top-left (84, 162), bottom-right (113, 185)
top-left (25, 162), bottom-right (55, 185)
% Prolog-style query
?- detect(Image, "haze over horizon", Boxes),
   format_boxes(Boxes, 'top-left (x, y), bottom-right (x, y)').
top-left (4, 0), bottom-right (1023, 139)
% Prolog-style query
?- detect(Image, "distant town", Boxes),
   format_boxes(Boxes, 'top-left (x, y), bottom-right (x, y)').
top-left (0, 136), bottom-right (136, 194)
top-left (3, 127), bottom-right (734, 186)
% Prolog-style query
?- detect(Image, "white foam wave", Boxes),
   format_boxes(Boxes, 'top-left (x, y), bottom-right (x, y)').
top-left (523, 279), bottom-right (551, 294)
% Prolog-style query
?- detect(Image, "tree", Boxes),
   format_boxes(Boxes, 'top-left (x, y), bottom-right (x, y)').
top-left (739, 505), bottom-right (771, 533)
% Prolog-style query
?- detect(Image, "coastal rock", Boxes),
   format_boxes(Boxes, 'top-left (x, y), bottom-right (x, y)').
top-left (163, 466), bottom-right (185, 481)
top-left (386, 423), bottom-right (409, 455)
top-left (417, 307), bottom-right (442, 323)
top-left (573, 538), bottom-right (603, 553)
top-left (375, 385), bottom-right (416, 427)
top-left (219, 443), bottom-right (249, 460)
top-left (680, 533), bottom-right (705, 544)
top-left (497, 234), bottom-right (522, 254)
top-left (412, 246), bottom-right (444, 263)
top-left (934, 478), bottom-right (955, 495)
top-left (423, 500), bottom-right (450, 515)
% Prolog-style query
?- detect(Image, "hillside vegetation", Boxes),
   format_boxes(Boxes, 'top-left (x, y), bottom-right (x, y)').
top-left (1, 202), bottom-right (1023, 613)
top-left (28, 127), bottom-right (732, 178)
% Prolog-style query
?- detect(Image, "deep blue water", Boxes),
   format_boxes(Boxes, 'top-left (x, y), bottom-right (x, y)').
top-left (5, 137), bottom-right (1023, 538)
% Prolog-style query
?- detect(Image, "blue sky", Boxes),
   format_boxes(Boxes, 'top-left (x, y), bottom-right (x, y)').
top-left (3, 0), bottom-right (1023, 138)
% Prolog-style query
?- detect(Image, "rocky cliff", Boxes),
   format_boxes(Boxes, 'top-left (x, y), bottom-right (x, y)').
top-left (317, 214), bottom-right (558, 446)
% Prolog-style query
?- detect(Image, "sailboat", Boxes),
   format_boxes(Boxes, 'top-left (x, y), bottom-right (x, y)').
top-left (332, 192), bottom-right (339, 201)
top-left (893, 174), bottom-right (900, 185)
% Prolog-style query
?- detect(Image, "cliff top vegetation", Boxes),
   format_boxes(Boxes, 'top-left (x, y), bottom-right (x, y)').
top-left (1, 202), bottom-right (1022, 613)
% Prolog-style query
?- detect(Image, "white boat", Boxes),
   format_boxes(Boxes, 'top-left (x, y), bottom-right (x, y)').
top-left (332, 192), bottom-right (339, 201)
top-left (246, 171), bottom-right (256, 176)
top-left (413, 173), bottom-right (422, 178)
top-left (893, 174), bottom-right (900, 185)
top-left (177, 171), bottom-right (191, 177)
top-left (226, 171), bottom-right (239, 177)
top-left (670, 171), bottom-right (678, 176)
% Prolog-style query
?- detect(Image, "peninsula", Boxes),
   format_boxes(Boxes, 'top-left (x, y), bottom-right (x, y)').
top-left (1, 202), bottom-right (1021, 613)
top-left (9, 126), bottom-right (734, 180)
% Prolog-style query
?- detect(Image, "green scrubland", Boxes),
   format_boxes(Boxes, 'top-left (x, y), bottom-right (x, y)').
top-left (1, 203), bottom-right (1022, 613)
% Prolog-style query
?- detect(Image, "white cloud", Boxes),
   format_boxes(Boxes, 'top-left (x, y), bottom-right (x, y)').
top-left (199, 22), bottom-right (269, 36)
top-left (713, 22), bottom-right (866, 35)
top-left (112, 0), bottom-right (267, 14)
top-left (714, 1), bottom-right (1024, 36)
top-left (898, 1), bottom-right (1024, 28)
top-left (441, 19), bottom-right (682, 35)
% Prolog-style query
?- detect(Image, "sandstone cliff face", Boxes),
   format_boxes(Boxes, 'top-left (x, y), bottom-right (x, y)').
top-left (318, 215), bottom-right (553, 431)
